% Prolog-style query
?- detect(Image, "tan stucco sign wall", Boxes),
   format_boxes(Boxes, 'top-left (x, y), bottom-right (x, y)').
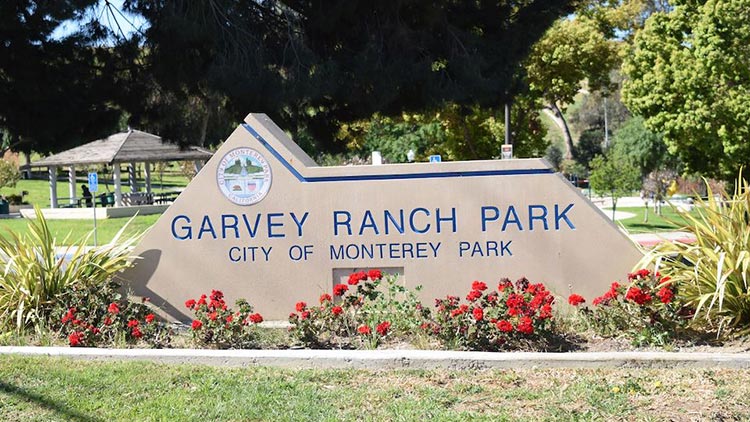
top-left (123, 113), bottom-right (643, 321)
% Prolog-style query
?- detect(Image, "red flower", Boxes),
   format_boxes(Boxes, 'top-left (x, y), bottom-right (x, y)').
top-left (367, 269), bottom-right (383, 280)
top-left (185, 299), bottom-right (196, 309)
top-left (516, 316), bottom-right (534, 335)
top-left (333, 284), bottom-right (349, 296)
top-left (466, 290), bottom-right (483, 302)
top-left (506, 293), bottom-right (526, 309)
top-left (68, 331), bottom-right (84, 347)
top-left (103, 317), bottom-right (112, 326)
top-left (348, 271), bottom-right (367, 285)
top-left (625, 286), bottom-right (652, 305)
top-left (197, 294), bottom-right (207, 306)
top-left (319, 293), bottom-right (332, 303)
top-left (208, 312), bottom-right (218, 321)
top-left (107, 302), bottom-right (120, 314)
top-left (376, 321), bottom-right (391, 336)
top-left (225, 314), bottom-right (233, 323)
top-left (131, 327), bottom-right (143, 338)
top-left (191, 320), bottom-right (203, 330)
top-left (288, 312), bottom-right (298, 321)
top-left (357, 325), bottom-right (372, 335)
top-left (472, 307), bottom-right (484, 321)
top-left (496, 320), bottom-right (513, 332)
top-left (145, 314), bottom-right (155, 324)
top-left (657, 287), bottom-right (674, 304)
top-left (61, 308), bottom-right (76, 324)
top-left (497, 279), bottom-right (513, 291)
top-left (539, 304), bottom-right (553, 319)
top-left (471, 281), bottom-right (488, 291)
top-left (568, 294), bottom-right (586, 306)
top-left (127, 319), bottom-right (139, 328)
top-left (295, 301), bottom-right (307, 312)
top-left (248, 313), bottom-right (263, 323)
top-left (331, 306), bottom-right (343, 316)
top-left (300, 311), bottom-right (310, 320)
top-left (210, 290), bottom-right (224, 301)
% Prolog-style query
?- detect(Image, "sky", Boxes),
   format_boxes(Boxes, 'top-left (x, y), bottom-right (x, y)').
top-left (51, 0), bottom-right (148, 42)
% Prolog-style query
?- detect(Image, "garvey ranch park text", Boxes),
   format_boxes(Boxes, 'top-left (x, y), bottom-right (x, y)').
top-left (169, 203), bottom-right (576, 263)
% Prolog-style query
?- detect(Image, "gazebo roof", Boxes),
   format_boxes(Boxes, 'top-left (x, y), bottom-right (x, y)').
top-left (30, 129), bottom-right (214, 167)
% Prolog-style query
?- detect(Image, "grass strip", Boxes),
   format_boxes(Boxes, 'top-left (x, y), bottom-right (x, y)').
top-left (0, 355), bottom-right (748, 421)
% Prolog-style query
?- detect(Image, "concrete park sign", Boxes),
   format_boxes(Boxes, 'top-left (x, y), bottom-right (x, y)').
top-left (123, 113), bottom-right (642, 321)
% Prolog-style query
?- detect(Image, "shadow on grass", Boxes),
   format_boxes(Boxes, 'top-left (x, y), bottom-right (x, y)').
top-left (625, 222), bottom-right (683, 232)
top-left (0, 380), bottom-right (102, 422)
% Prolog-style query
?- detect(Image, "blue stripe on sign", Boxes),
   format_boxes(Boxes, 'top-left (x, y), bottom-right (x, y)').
top-left (242, 123), bottom-right (553, 182)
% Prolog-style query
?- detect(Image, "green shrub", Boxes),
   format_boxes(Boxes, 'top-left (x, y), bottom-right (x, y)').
top-left (0, 207), bottom-right (139, 331)
top-left (54, 280), bottom-right (172, 348)
top-left (0, 159), bottom-right (19, 191)
top-left (568, 270), bottom-right (689, 347)
top-left (639, 175), bottom-right (750, 336)
top-left (288, 271), bottom-right (429, 349)
top-left (185, 290), bottom-right (264, 349)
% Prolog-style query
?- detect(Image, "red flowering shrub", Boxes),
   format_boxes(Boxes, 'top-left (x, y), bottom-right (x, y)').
top-left (425, 277), bottom-right (557, 351)
top-left (288, 269), bottom-right (427, 349)
top-left (55, 281), bottom-right (171, 348)
top-left (185, 290), bottom-right (264, 348)
top-left (569, 269), bottom-right (690, 346)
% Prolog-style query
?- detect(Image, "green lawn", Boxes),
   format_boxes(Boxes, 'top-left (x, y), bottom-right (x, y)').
top-left (1, 174), bottom-right (189, 208)
top-left (0, 356), bottom-right (748, 421)
top-left (608, 206), bottom-right (696, 233)
top-left (0, 214), bottom-right (161, 246)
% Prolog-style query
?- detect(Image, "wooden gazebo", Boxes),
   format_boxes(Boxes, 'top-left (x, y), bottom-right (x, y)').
top-left (29, 129), bottom-right (213, 208)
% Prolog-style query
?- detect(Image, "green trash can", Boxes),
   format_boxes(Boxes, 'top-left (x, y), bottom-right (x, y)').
top-left (0, 198), bottom-right (9, 214)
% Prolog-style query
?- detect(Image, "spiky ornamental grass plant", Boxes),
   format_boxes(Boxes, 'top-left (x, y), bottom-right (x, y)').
top-left (639, 175), bottom-right (750, 336)
top-left (0, 207), bottom-right (140, 332)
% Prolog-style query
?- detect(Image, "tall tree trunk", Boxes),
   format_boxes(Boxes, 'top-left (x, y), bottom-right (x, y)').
top-left (543, 102), bottom-right (575, 161)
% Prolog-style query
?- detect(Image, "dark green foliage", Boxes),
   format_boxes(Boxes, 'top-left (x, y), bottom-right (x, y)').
top-left (124, 0), bottom-right (576, 152)
top-left (0, 1), bottom-right (127, 154)
top-left (573, 129), bottom-right (604, 170)
top-left (611, 116), bottom-right (673, 178)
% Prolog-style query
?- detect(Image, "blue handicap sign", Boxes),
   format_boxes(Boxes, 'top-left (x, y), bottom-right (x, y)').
top-left (88, 172), bottom-right (98, 193)
top-left (428, 155), bottom-right (442, 163)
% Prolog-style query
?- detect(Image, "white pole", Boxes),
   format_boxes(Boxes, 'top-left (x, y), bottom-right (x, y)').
top-left (129, 162), bottom-right (138, 192)
top-left (144, 162), bottom-right (152, 194)
top-left (114, 164), bottom-right (122, 207)
top-left (49, 166), bottom-right (58, 209)
top-left (68, 166), bottom-right (76, 206)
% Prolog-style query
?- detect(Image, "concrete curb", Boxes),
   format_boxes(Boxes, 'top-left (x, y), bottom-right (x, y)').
top-left (2, 347), bottom-right (749, 370)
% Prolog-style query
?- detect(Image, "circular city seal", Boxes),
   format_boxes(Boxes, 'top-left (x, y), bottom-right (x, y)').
top-left (216, 147), bottom-right (272, 205)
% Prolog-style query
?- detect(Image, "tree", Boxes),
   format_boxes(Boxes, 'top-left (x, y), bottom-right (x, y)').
top-left (589, 152), bottom-right (641, 220)
top-left (0, 159), bottom-right (19, 191)
top-left (573, 128), bottom-right (604, 170)
top-left (0, 1), bottom-right (127, 155)
top-left (124, 0), bottom-right (576, 153)
top-left (526, 16), bottom-right (621, 160)
top-left (611, 116), bottom-right (672, 179)
top-left (622, 0), bottom-right (750, 180)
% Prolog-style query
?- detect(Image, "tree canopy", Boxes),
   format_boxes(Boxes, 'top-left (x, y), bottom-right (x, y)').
top-left (622, 0), bottom-right (750, 180)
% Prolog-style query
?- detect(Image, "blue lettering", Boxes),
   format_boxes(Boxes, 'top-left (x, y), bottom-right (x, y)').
top-left (171, 215), bottom-right (192, 240)
top-left (290, 212), bottom-right (310, 237)
top-left (359, 210), bottom-right (380, 235)
top-left (481, 206), bottom-right (499, 232)
top-left (330, 245), bottom-right (345, 260)
top-left (486, 241), bottom-right (498, 256)
top-left (228, 246), bottom-right (241, 262)
top-left (409, 208), bottom-right (430, 234)
top-left (333, 211), bottom-right (352, 236)
top-left (528, 205), bottom-right (549, 231)
top-left (502, 206), bottom-right (523, 231)
top-left (416, 242), bottom-right (427, 258)
top-left (197, 215), bottom-right (217, 240)
top-left (429, 242), bottom-right (441, 257)
top-left (555, 204), bottom-right (575, 230)
top-left (241, 214), bottom-right (262, 238)
top-left (459, 241), bottom-right (470, 257)
top-left (402, 242), bottom-right (414, 258)
top-left (436, 208), bottom-right (457, 233)
top-left (501, 241), bottom-right (513, 256)
top-left (384, 210), bottom-right (405, 234)
top-left (267, 213), bottom-right (285, 238)
top-left (221, 214), bottom-right (239, 239)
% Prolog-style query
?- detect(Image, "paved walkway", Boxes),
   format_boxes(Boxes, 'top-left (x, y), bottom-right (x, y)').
top-left (2, 346), bottom-right (749, 369)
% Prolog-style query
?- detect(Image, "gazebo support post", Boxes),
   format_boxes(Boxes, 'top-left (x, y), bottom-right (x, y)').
top-left (68, 166), bottom-right (76, 206)
top-left (144, 162), bottom-right (152, 194)
top-left (114, 164), bottom-right (123, 207)
top-left (49, 166), bottom-right (58, 209)
top-left (129, 162), bottom-right (138, 192)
